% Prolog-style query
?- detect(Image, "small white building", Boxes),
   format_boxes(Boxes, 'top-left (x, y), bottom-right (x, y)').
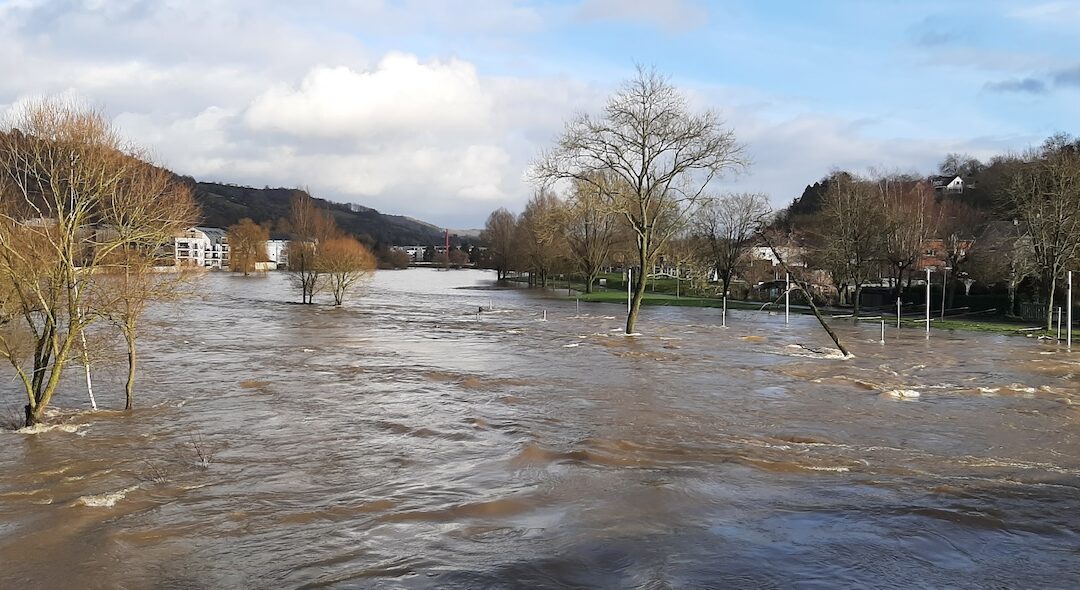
top-left (175, 227), bottom-right (230, 268)
top-left (266, 239), bottom-right (290, 268)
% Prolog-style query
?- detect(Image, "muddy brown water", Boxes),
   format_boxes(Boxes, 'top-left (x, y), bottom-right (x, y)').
top-left (2, 269), bottom-right (1079, 589)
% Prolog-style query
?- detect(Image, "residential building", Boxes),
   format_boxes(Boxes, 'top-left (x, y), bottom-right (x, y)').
top-left (174, 227), bottom-right (230, 268)
top-left (266, 239), bottom-right (290, 268)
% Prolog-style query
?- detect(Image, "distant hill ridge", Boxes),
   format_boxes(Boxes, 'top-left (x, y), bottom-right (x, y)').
top-left (184, 179), bottom-right (450, 246)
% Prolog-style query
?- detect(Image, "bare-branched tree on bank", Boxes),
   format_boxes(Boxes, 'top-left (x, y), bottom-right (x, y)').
top-left (518, 190), bottom-right (566, 287)
top-left (817, 172), bottom-right (884, 317)
top-left (562, 174), bottom-right (627, 293)
top-left (692, 192), bottom-right (770, 298)
top-left (877, 177), bottom-right (939, 300)
top-left (227, 217), bottom-right (269, 275)
top-left (1000, 135), bottom-right (1080, 330)
top-left (481, 208), bottom-right (518, 280)
top-left (319, 236), bottom-right (376, 306)
top-left (0, 99), bottom-right (198, 425)
top-left (537, 66), bottom-right (746, 333)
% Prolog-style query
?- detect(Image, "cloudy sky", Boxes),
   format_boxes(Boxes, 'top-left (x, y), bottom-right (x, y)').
top-left (2, 0), bottom-right (1078, 228)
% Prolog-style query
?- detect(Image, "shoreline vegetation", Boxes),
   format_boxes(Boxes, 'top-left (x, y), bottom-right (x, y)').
top-left (499, 274), bottom-right (1054, 338)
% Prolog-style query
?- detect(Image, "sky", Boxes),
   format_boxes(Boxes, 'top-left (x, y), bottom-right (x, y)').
top-left (2, 0), bottom-right (1078, 229)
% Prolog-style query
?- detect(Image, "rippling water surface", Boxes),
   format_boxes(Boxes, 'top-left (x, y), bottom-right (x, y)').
top-left (2, 269), bottom-right (1079, 589)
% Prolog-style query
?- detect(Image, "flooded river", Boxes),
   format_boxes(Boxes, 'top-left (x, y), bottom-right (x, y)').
top-left (2, 269), bottom-right (1079, 588)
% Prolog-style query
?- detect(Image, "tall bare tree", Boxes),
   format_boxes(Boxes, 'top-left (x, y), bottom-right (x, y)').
top-left (877, 177), bottom-right (939, 300)
top-left (692, 192), bottom-right (770, 297)
top-left (537, 66), bottom-right (746, 333)
top-left (287, 192), bottom-right (337, 304)
top-left (1000, 135), bottom-right (1080, 329)
top-left (480, 208), bottom-right (518, 280)
top-left (560, 174), bottom-right (626, 293)
top-left (818, 172), bottom-right (885, 317)
top-left (517, 190), bottom-right (566, 287)
top-left (0, 99), bottom-right (198, 425)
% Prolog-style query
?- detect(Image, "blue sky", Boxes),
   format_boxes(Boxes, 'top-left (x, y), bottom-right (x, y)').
top-left (1, 0), bottom-right (1077, 228)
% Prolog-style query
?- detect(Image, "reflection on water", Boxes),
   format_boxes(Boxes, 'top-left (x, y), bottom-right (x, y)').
top-left (2, 269), bottom-right (1079, 588)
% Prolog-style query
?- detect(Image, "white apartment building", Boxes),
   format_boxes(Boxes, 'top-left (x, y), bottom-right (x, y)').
top-left (266, 239), bottom-right (290, 268)
top-left (175, 227), bottom-right (230, 268)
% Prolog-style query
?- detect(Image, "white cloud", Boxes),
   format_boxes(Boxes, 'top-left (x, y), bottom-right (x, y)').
top-left (244, 54), bottom-right (494, 141)
top-left (576, 0), bottom-right (708, 31)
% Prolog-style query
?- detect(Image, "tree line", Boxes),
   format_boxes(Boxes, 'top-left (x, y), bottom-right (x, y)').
top-left (0, 100), bottom-right (377, 427)
top-left (480, 67), bottom-right (1080, 335)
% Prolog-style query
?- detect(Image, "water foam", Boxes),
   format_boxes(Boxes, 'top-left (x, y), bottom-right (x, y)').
top-left (74, 485), bottom-right (140, 508)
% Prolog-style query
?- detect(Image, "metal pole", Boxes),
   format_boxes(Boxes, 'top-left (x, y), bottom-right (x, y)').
top-left (627, 268), bottom-right (632, 314)
top-left (1058, 307), bottom-right (1062, 341)
top-left (925, 267), bottom-right (931, 340)
top-left (722, 295), bottom-right (727, 328)
top-left (785, 273), bottom-right (790, 324)
top-left (1068, 270), bottom-right (1073, 351)
top-left (941, 267), bottom-right (948, 320)
top-left (880, 319), bottom-right (885, 345)
top-left (896, 297), bottom-right (901, 329)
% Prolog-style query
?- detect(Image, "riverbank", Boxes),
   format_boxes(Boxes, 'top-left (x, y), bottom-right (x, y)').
top-left (502, 275), bottom-right (1052, 338)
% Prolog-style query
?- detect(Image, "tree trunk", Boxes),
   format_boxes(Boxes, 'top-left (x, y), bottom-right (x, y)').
top-left (1008, 283), bottom-right (1017, 317)
top-left (1046, 277), bottom-right (1057, 331)
top-left (626, 246), bottom-right (649, 334)
top-left (125, 334), bottom-right (137, 411)
top-left (586, 269), bottom-right (597, 294)
top-left (853, 283), bottom-right (862, 318)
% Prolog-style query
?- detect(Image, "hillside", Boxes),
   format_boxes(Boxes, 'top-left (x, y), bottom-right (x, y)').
top-left (187, 181), bottom-right (449, 246)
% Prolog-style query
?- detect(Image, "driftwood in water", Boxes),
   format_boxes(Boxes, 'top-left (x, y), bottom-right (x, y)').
top-left (757, 231), bottom-right (851, 357)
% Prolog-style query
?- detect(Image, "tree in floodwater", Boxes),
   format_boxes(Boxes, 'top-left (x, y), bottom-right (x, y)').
top-left (318, 236), bottom-right (376, 306)
top-left (287, 192), bottom-right (337, 304)
top-left (0, 99), bottom-right (198, 425)
top-left (227, 217), bottom-right (269, 276)
top-left (536, 66), bottom-right (746, 333)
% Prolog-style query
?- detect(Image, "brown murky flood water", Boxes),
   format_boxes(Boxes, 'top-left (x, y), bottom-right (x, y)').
top-left (2, 269), bottom-right (1079, 588)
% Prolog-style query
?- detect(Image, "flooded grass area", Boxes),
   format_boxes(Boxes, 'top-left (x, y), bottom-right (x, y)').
top-left (2, 269), bottom-right (1079, 588)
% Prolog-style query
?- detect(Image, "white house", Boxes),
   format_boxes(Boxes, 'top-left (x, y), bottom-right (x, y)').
top-left (266, 239), bottom-right (290, 268)
top-left (174, 227), bottom-right (229, 268)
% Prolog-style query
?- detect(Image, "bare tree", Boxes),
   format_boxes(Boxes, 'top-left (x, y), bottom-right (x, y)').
top-left (817, 172), bottom-right (885, 317)
top-left (537, 66), bottom-right (746, 333)
top-left (0, 99), bottom-right (198, 425)
top-left (517, 190), bottom-right (566, 287)
top-left (877, 177), bottom-right (939, 300)
top-left (318, 236), bottom-right (376, 306)
top-left (560, 174), bottom-right (626, 293)
top-left (1000, 136), bottom-right (1080, 329)
top-left (692, 192), bottom-right (770, 298)
top-left (287, 192), bottom-right (337, 304)
top-left (227, 217), bottom-right (269, 276)
top-left (481, 208), bottom-right (518, 280)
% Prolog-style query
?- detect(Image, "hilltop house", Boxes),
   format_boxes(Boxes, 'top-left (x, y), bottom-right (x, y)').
top-left (930, 175), bottom-right (976, 194)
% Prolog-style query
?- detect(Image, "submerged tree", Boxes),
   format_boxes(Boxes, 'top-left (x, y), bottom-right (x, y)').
top-left (481, 208), bottom-right (517, 280)
top-left (0, 99), bottom-right (198, 425)
top-left (319, 236), bottom-right (376, 306)
top-left (537, 66), bottom-right (746, 333)
top-left (287, 192), bottom-right (337, 303)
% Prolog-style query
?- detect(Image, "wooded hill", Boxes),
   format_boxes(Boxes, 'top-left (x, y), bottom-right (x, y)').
top-left (182, 179), bottom-right (448, 247)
